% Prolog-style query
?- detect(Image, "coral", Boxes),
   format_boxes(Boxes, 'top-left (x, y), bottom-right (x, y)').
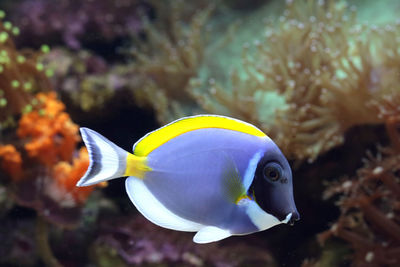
top-left (0, 144), bottom-right (22, 180)
top-left (0, 217), bottom-right (38, 266)
top-left (192, 0), bottom-right (400, 162)
top-left (7, 92), bottom-right (108, 224)
top-left (0, 11), bottom-right (52, 126)
top-left (43, 48), bottom-right (129, 111)
top-left (8, 0), bottom-right (143, 49)
top-left (372, 92), bottom-right (400, 152)
top-left (0, 185), bottom-right (14, 217)
top-left (11, 1), bottom-right (214, 122)
top-left (320, 146), bottom-right (400, 266)
top-left (17, 92), bottom-right (80, 166)
top-left (1, 0), bottom-right (400, 266)
top-left (3, 92), bottom-right (107, 266)
top-left (92, 216), bottom-right (277, 267)
top-left (127, 0), bottom-right (213, 123)
top-left (319, 94), bottom-right (400, 266)
top-left (51, 147), bottom-right (106, 206)
top-left (0, 92), bottom-right (106, 226)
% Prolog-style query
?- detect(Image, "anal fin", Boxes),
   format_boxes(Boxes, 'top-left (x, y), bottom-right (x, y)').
top-left (193, 226), bottom-right (231, 244)
top-left (125, 177), bottom-right (204, 232)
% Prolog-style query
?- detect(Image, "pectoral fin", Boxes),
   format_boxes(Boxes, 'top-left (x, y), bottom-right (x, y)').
top-left (220, 153), bottom-right (248, 204)
top-left (193, 226), bottom-right (232, 244)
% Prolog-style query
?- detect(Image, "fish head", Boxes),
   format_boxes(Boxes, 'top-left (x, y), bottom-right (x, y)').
top-left (250, 142), bottom-right (300, 225)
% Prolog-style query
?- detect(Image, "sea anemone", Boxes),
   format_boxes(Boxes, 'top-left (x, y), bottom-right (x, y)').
top-left (193, 0), bottom-right (400, 162)
top-left (127, 1), bottom-right (213, 123)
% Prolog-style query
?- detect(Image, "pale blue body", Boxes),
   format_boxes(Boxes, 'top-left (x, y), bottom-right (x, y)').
top-left (142, 128), bottom-right (270, 234)
top-left (77, 115), bottom-right (298, 243)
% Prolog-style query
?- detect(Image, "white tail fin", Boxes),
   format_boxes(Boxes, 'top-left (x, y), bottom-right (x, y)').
top-left (77, 128), bottom-right (128, 187)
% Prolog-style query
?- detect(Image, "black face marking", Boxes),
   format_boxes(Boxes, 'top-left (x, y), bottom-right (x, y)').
top-left (249, 147), bottom-right (299, 223)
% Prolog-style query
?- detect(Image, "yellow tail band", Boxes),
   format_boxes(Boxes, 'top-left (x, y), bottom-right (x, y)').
top-left (124, 153), bottom-right (151, 178)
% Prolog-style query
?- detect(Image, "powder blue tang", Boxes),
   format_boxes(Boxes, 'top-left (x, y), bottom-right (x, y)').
top-left (77, 115), bottom-right (300, 243)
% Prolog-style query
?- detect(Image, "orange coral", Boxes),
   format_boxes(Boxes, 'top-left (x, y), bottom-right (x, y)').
top-left (0, 144), bottom-right (22, 181)
top-left (14, 92), bottom-right (106, 207)
top-left (17, 92), bottom-right (80, 166)
top-left (50, 147), bottom-right (105, 206)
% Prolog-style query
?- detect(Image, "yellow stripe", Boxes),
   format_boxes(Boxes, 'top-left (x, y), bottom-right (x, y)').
top-left (124, 153), bottom-right (151, 178)
top-left (134, 115), bottom-right (266, 156)
top-left (235, 195), bottom-right (251, 205)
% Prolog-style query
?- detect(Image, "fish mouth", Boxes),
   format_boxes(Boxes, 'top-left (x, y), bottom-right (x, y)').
top-left (282, 212), bottom-right (300, 226)
top-left (282, 213), bottom-right (293, 224)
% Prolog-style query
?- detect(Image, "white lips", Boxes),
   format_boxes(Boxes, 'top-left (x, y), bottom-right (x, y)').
top-left (283, 213), bottom-right (293, 224)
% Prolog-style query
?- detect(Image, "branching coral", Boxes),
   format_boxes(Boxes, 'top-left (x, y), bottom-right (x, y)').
top-left (320, 146), bottom-right (400, 266)
top-left (127, 1), bottom-right (213, 123)
top-left (0, 11), bottom-right (52, 126)
top-left (319, 99), bottom-right (400, 266)
top-left (193, 0), bottom-right (400, 162)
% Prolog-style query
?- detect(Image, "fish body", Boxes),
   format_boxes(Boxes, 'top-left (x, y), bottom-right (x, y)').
top-left (77, 115), bottom-right (299, 243)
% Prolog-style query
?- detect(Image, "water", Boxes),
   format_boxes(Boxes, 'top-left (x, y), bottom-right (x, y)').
top-left (0, 0), bottom-right (399, 266)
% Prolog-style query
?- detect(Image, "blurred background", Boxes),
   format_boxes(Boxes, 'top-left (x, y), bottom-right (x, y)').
top-left (0, 0), bottom-right (400, 266)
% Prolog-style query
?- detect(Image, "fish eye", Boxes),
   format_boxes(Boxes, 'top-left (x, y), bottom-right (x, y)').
top-left (263, 162), bottom-right (282, 182)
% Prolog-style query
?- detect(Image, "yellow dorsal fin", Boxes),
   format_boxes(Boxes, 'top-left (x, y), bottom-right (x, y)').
top-left (133, 115), bottom-right (266, 156)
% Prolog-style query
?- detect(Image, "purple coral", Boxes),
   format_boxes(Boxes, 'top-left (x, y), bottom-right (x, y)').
top-left (9, 0), bottom-right (144, 49)
top-left (94, 216), bottom-right (276, 266)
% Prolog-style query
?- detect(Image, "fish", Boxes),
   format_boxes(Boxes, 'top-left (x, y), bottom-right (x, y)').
top-left (77, 114), bottom-right (299, 243)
